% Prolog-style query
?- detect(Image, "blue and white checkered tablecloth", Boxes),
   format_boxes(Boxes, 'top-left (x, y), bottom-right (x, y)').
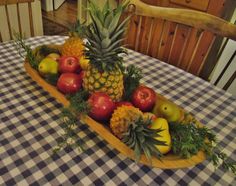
top-left (0, 36), bottom-right (235, 185)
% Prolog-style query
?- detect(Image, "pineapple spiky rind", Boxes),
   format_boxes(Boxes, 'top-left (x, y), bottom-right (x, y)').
top-left (62, 20), bottom-right (85, 59)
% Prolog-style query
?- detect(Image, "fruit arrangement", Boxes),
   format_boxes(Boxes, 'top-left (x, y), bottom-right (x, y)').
top-left (15, 1), bottom-right (235, 173)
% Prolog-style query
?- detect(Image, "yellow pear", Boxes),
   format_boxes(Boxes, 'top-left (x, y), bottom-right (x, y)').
top-left (46, 53), bottom-right (60, 61)
top-left (151, 118), bottom-right (171, 154)
top-left (152, 100), bottom-right (182, 122)
top-left (38, 58), bottom-right (58, 76)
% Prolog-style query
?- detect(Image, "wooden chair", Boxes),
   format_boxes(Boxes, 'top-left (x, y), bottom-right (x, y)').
top-left (119, 0), bottom-right (236, 80)
top-left (0, 0), bottom-right (43, 42)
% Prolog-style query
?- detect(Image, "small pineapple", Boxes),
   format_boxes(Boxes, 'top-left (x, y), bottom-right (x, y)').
top-left (61, 20), bottom-right (85, 59)
top-left (110, 106), bottom-right (167, 162)
top-left (110, 106), bottom-right (143, 139)
top-left (82, 0), bottom-right (131, 101)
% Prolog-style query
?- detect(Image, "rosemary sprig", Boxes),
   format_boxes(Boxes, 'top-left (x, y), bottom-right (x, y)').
top-left (169, 120), bottom-right (236, 175)
top-left (53, 108), bottom-right (84, 154)
top-left (67, 90), bottom-right (90, 115)
top-left (53, 90), bottom-right (91, 154)
top-left (13, 33), bottom-right (38, 69)
top-left (123, 65), bottom-right (143, 101)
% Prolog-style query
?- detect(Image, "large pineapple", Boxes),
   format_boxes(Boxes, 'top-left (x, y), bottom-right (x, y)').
top-left (110, 106), bottom-right (167, 162)
top-left (61, 21), bottom-right (85, 59)
top-left (82, 0), bottom-right (130, 101)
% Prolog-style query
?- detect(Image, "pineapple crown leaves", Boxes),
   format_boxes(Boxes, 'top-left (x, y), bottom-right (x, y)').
top-left (84, 0), bottom-right (131, 71)
top-left (123, 65), bottom-right (143, 101)
top-left (122, 117), bottom-right (167, 164)
top-left (69, 20), bottom-right (88, 38)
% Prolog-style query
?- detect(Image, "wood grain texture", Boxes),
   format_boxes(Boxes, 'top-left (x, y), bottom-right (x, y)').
top-left (125, 0), bottom-right (236, 40)
top-left (170, 0), bottom-right (210, 11)
top-left (0, 0), bottom-right (42, 41)
top-left (42, 0), bottom-right (77, 28)
top-left (24, 59), bottom-right (206, 169)
top-left (0, 0), bottom-right (34, 5)
top-left (31, 0), bottom-right (43, 36)
top-left (18, 2), bottom-right (31, 38)
top-left (118, 0), bottom-right (235, 79)
top-left (7, 4), bottom-right (19, 39)
top-left (0, 6), bottom-right (11, 41)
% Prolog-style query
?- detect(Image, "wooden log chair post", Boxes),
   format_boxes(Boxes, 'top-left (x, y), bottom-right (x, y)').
top-left (118, 0), bottom-right (236, 82)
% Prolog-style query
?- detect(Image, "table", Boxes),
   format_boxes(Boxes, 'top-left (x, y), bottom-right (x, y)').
top-left (0, 36), bottom-right (235, 185)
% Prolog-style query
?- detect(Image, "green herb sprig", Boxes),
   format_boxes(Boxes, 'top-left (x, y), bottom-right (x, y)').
top-left (53, 90), bottom-right (90, 154)
top-left (67, 90), bottom-right (90, 115)
top-left (53, 108), bottom-right (84, 154)
top-left (123, 65), bottom-right (143, 101)
top-left (169, 120), bottom-right (236, 175)
top-left (13, 33), bottom-right (38, 69)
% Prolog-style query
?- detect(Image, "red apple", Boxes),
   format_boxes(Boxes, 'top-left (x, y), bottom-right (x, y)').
top-left (115, 101), bottom-right (133, 110)
top-left (88, 92), bottom-right (115, 121)
top-left (58, 56), bottom-right (81, 73)
top-left (57, 73), bottom-right (82, 94)
top-left (131, 85), bottom-right (156, 112)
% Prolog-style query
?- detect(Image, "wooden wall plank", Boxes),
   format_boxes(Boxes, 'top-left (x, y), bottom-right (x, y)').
top-left (134, 16), bottom-right (142, 51)
top-left (149, 18), bottom-right (165, 58)
top-left (207, 0), bottom-right (225, 16)
top-left (125, 15), bottom-right (140, 50)
top-left (0, 6), bottom-right (11, 41)
top-left (158, 20), bottom-right (170, 60)
top-left (170, 0), bottom-right (210, 11)
top-left (168, 24), bottom-right (190, 66)
top-left (179, 28), bottom-right (201, 71)
top-left (161, 22), bottom-right (177, 63)
top-left (188, 31), bottom-right (215, 75)
top-left (138, 16), bottom-right (153, 54)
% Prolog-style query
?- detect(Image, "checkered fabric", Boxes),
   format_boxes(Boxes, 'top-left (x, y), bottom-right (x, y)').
top-left (0, 36), bottom-right (235, 186)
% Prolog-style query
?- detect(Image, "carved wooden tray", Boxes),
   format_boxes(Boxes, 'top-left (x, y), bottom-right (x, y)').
top-left (24, 61), bottom-right (206, 169)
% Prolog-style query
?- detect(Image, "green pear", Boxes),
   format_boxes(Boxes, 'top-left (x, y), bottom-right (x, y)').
top-left (152, 100), bottom-right (182, 122)
top-left (38, 58), bottom-right (58, 76)
top-left (151, 118), bottom-right (171, 154)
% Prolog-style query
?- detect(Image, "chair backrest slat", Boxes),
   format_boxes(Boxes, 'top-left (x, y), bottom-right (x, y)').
top-left (28, 1), bottom-right (34, 36)
top-left (7, 3), bottom-right (20, 39)
top-left (120, 0), bottom-right (236, 78)
top-left (18, 2), bottom-right (31, 38)
top-left (0, 0), bottom-right (42, 42)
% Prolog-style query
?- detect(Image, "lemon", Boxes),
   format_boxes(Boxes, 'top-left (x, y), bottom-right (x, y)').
top-left (151, 118), bottom-right (171, 154)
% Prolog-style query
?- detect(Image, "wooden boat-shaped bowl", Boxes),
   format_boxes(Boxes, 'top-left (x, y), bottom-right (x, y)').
top-left (24, 61), bottom-right (206, 169)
